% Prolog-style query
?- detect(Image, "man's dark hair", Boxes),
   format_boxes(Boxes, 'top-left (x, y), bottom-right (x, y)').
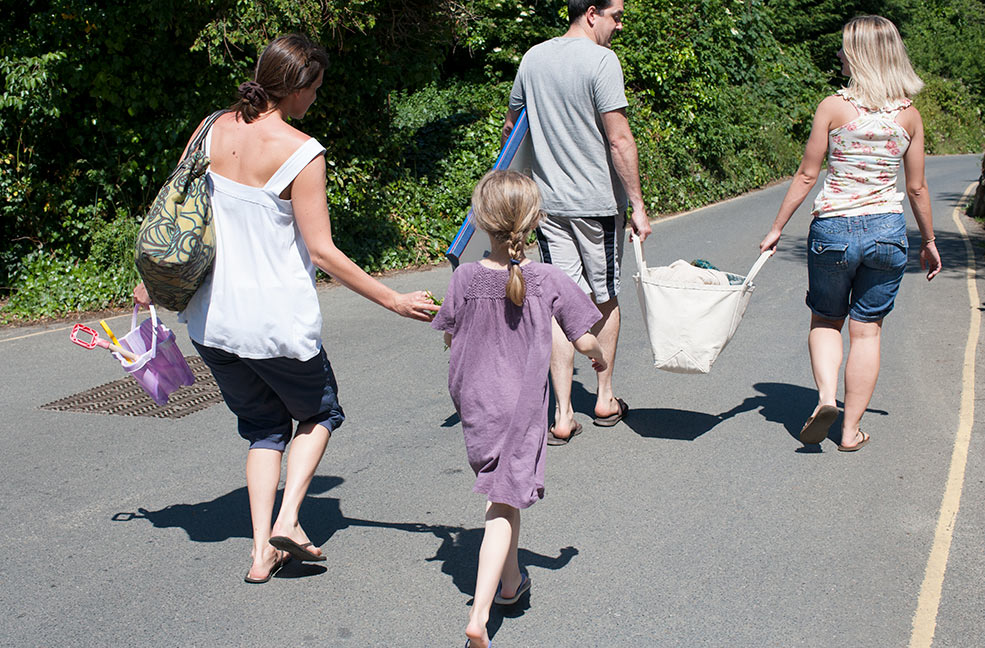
top-left (568, 0), bottom-right (614, 24)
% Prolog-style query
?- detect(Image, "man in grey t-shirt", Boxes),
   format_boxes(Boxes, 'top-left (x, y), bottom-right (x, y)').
top-left (503, 0), bottom-right (651, 444)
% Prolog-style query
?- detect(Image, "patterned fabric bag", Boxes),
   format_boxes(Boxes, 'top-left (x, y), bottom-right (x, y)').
top-left (135, 110), bottom-right (226, 311)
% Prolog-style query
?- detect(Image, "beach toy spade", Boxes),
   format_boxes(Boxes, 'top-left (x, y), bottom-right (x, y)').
top-left (71, 323), bottom-right (140, 362)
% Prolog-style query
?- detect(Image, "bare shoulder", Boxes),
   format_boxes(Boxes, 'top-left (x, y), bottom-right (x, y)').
top-left (817, 93), bottom-right (859, 130)
top-left (896, 104), bottom-right (923, 136)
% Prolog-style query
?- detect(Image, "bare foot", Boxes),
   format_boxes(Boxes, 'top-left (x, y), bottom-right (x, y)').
top-left (270, 522), bottom-right (323, 559)
top-left (464, 619), bottom-right (489, 648)
top-left (550, 415), bottom-right (578, 438)
top-left (594, 396), bottom-right (622, 420)
top-left (247, 547), bottom-right (287, 582)
top-left (498, 570), bottom-right (524, 599)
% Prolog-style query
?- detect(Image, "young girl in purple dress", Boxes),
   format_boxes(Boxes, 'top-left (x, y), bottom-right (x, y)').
top-left (432, 170), bottom-right (606, 648)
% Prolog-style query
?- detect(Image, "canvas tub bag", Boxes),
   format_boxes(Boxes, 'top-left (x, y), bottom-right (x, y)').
top-left (135, 110), bottom-right (227, 311)
top-left (633, 237), bottom-right (772, 374)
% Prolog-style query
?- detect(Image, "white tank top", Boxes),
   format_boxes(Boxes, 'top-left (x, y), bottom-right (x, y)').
top-left (180, 127), bottom-right (327, 360)
top-left (812, 89), bottom-right (912, 218)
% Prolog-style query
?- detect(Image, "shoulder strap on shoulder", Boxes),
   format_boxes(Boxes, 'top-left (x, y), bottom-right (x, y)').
top-left (264, 139), bottom-right (327, 195)
top-left (189, 110), bottom-right (228, 157)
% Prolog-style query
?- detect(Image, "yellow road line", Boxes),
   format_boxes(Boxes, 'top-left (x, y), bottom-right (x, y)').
top-left (909, 182), bottom-right (981, 648)
top-left (0, 311), bottom-right (134, 344)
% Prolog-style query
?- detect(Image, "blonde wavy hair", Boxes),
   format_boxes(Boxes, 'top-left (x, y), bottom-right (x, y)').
top-left (841, 15), bottom-right (924, 110)
top-left (471, 170), bottom-right (543, 306)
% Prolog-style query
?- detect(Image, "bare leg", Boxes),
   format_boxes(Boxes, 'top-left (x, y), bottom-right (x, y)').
top-left (841, 318), bottom-right (882, 447)
top-left (270, 422), bottom-right (332, 557)
top-left (245, 447), bottom-right (285, 580)
top-left (807, 313), bottom-right (846, 415)
top-left (549, 317), bottom-right (577, 438)
top-left (465, 502), bottom-right (520, 648)
top-left (593, 298), bottom-right (621, 419)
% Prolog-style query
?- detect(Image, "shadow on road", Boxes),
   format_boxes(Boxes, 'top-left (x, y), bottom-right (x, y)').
top-left (616, 382), bottom-right (887, 449)
top-left (112, 475), bottom-right (579, 607)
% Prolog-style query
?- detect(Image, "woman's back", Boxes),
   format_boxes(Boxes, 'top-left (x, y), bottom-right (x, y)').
top-left (207, 113), bottom-right (311, 198)
top-left (812, 91), bottom-right (913, 218)
top-left (180, 110), bottom-right (327, 361)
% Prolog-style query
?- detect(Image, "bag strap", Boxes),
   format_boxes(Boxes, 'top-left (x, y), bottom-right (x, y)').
top-left (187, 109), bottom-right (227, 157)
top-left (165, 110), bottom-right (227, 182)
top-left (632, 235), bottom-right (647, 274)
top-left (740, 250), bottom-right (775, 289)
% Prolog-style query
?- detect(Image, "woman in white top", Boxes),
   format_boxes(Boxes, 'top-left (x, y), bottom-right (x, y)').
top-left (759, 16), bottom-right (942, 452)
top-left (136, 34), bottom-right (435, 583)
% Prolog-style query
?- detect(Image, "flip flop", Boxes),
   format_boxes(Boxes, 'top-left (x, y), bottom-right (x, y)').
top-left (547, 422), bottom-right (583, 446)
top-left (493, 573), bottom-right (531, 605)
top-left (837, 430), bottom-right (870, 452)
top-left (268, 536), bottom-right (327, 562)
top-left (798, 404), bottom-right (839, 444)
top-left (244, 553), bottom-right (290, 584)
top-left (593, 398), bottom-right (629, 427)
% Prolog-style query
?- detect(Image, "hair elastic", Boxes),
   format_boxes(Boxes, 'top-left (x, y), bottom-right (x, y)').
top-left (509, 259), bottom-right (522, 265)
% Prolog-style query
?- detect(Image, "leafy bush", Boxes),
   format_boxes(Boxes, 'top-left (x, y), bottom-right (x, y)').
top-left (2, 0), bottom-right (983, 323)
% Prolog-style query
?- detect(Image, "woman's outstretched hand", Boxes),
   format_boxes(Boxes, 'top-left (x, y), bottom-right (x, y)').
top-left (920, 241), bottom-right (942, 280)
top-left (393, 290), bottom-right (437, 322)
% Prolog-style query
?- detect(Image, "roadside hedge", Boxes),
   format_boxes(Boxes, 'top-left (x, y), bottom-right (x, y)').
top-left (1, 0), bottom-right (983, 322)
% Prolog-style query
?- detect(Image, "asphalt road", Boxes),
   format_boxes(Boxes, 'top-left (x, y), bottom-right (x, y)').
top-left (1, 154), bottom-right (982, 648)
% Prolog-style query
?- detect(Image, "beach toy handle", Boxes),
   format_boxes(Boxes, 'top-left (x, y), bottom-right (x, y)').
top-left (70, 323), bottom-right (140, 361)
top-left (71, 324), bottom-right (100, 349)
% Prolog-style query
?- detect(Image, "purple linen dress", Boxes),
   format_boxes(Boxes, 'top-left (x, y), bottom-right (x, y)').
top-left (432, 261), bottom-right (601, 508)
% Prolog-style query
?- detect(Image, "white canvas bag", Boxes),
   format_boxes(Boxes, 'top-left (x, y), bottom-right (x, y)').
top-left (632, 237), bottom-right (772, 374)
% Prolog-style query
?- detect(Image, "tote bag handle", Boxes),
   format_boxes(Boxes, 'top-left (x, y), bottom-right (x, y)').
top-left (632, 235), bottom-right (648, 273)
top-left (130, 304), bottom-right (160, 358)
top-left (740, 250), bottom-right (774, 290)
top-left (634, 235), bottom-right (773, 289)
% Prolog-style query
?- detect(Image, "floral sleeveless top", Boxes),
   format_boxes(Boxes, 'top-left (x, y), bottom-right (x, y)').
top-left (812, 89), bottom-right (912, 218)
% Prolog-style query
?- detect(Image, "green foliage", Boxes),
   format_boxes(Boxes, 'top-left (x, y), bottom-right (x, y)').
top-left (2, 0), bottom-right (984, 322)
top-left (915, 74), bottom-right (985, 154)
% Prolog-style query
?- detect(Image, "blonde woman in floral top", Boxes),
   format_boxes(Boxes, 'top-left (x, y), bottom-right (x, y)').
top-left (759, 15), bottom-right (942, 452)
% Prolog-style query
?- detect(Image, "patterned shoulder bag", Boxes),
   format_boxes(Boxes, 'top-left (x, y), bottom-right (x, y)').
top-left (135, 109), bottom-right (227, 311)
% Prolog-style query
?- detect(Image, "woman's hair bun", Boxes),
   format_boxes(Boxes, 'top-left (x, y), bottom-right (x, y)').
top-left (237, 81), bottom-right (269, 108)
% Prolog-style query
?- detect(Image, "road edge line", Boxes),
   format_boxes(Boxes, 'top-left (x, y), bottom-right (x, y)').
top-left (909, 182), bottom-right (981, 648)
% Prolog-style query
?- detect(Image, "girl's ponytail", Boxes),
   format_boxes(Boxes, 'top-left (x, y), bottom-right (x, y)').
top-left (506, 230), bottom-right (527, 307)
top-left (471, 170), bottom-right (544, 307)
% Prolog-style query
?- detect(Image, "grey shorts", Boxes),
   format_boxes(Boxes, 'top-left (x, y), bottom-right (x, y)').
top-left (536, 212), bottom-right (626, 302)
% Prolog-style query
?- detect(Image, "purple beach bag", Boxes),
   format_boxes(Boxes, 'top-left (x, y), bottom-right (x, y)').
top-left (115, 305), bottom-right (195, 405)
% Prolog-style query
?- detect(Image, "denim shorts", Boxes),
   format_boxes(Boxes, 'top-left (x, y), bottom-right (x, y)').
top-left (805, 212), bottom-right (908, 322)
top-left (193, 342), bottom-right (345, 451)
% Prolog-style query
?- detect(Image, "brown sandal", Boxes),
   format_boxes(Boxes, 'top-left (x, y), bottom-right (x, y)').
top-left (799, 405), bottom-right (839, 444)
top-left (837, 430), bottom-right (870, 452)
